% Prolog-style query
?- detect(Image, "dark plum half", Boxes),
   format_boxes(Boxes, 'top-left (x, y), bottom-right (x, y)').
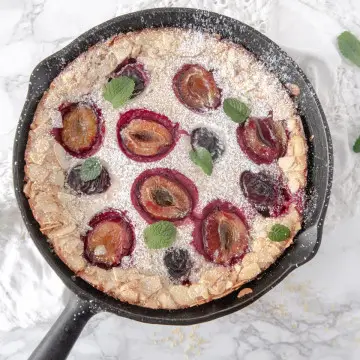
top-left (131, 168), bottom-right (198, 223)
top-left (82, 209), bottom-right (135, 269)
top-left (237, 113), bottom-right (287, 164)
top-left (173, 64), bottom-right (221, 113)
top-left (164, 248), bottom-right (192, 281)
top-left (66, 164), bottom-right (111, 195)
top-left (193, 200), bottom-right (249, 266)
top-left (52, 102), bottom-right (104, 158)
top-left (190, 127), bottom-right (225, 161)
top-left (111, 58), bottom-right (149, 97)
top-left (240, 170), bottom-right (291, 217)
top-left (117, 109), bottom-right (179, 162)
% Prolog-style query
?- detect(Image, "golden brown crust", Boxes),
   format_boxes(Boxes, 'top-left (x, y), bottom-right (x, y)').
top-left (24, 28), bottom-right (307, 309)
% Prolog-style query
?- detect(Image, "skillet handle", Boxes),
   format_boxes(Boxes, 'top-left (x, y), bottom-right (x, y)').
top-left (29, 295), bottom-right (97, 360)
top-left (292, 224), bottom-right (321, 266)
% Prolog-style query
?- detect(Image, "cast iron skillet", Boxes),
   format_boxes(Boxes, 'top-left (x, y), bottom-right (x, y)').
top-left (13, 7), bottom-right (333, 360)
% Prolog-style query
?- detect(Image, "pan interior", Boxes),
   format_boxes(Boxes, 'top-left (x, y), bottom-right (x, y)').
top-left (13, 8), bottom-right (332, 325)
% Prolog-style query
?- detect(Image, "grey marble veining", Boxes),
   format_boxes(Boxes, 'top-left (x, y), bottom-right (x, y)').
top-left (0, 0), bottom-right (360, 359)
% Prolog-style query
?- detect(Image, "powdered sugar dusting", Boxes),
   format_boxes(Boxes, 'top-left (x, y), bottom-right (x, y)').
top-left (50, 29), bottom-right (297, 281)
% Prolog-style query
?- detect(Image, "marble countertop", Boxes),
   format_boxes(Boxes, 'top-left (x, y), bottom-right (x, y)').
top-left (1, 0), bottom-right (360, 359)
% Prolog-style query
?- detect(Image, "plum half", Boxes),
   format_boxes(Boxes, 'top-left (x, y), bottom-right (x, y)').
top-left (110, 58), bottom-right (149, 97)
top-left (66, 164), bottom-right (111, 195)
top-left (131, 168), bottom-right (198, 223)
top-left (193, 200), bottom-right (249, 266)
top-left (237, 113), bottom-right (287, 164)
top-left (117, 109), bottom-right (179, 162)
top-left (82, 209), bottom-right (135, 269)
top-left (190, 127), bottom-right (225, 161)
top-left (173, 64), bottom-right (221, 113)
top-left (164, 248), bottom-right (192, 281)
top-left (52, 102), bottom-right (104, 158)
top-left (240, 170), bottom-right (291, 217)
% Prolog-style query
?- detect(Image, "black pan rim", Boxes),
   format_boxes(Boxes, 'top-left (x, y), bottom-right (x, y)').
top-left (13, 7), bottom-right (333, 325)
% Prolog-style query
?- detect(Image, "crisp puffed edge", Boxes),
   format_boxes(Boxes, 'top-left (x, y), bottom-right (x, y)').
top-left (24, 28), bottom-right (307, 309)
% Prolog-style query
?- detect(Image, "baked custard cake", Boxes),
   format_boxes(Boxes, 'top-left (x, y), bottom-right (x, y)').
top-left (24, 28), bottom-right (307, 309)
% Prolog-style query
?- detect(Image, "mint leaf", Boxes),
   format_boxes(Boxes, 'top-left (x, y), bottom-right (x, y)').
top-left (80, 157), bottom-right (102, 182)
top-left (189, 146), bottom-right (213, 175)
top-left (223, 98), bottom-right (250, 123)
top-left (103, 76), bottom-right (135, 108)
top-left (337, 31), bottom-right (360, 68)
top-left (353, 136), bottom-right (360, 153)
top-left (268, 224), bottom-right (291, 242)
top-left (143, 221), bottom-right (177, 249)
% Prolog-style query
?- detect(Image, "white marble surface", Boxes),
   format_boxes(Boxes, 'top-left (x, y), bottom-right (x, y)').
top-left (1, 0), bottom-right (360, 359)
